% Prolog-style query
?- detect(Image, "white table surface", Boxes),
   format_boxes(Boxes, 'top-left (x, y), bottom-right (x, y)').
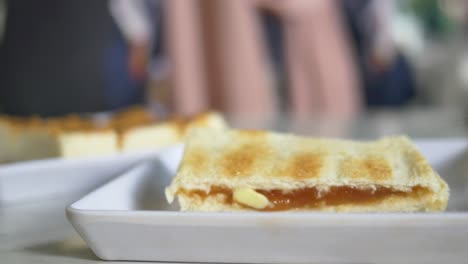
top-left (1, 108), bottom-right (467, 264)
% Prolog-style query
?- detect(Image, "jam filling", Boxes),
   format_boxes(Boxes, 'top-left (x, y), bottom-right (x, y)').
top-left (180, 186), bottom-right (429, 211)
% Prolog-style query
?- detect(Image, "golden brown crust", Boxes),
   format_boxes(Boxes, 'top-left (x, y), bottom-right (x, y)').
top-left (115, 110), bottom-right (225, 137)
top-left (109, 106), bottom-right (157, 132)
top-left (236, 130), bottom-right (268, 140)
top-left (220, 143), bottom-right (272, 178)
top-left (184, 150), bottom-right (210, 176)
top-left (0, 114), bottom-right (109, 134)
top-left (165, 111), bottom-right (227, 136)
top-left (281, 152), bottom-right (323, 179)
top-left (46, 115), bottom-right (111, 135)
top-left (0, 115), bottom-right (46, 134)
top-left (340, 156), bottom-right (393, 181)
top-left (47, 115), bottom-right (94, 130)
top-left (188, 112), bottom-right (212, 128)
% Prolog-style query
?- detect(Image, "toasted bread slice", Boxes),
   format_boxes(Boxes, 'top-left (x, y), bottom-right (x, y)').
top-left (166, 129), bottom-right (449, 212)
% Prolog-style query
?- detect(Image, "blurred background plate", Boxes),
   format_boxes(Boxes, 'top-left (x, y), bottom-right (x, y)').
top-left (0, 145), bottom-right (182, 206)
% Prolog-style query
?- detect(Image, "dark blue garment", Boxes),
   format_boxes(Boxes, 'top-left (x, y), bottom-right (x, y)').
top-left (0, 0), bottom-right (148, 116)
top-left (260, 11), bottom-right (288, 110)
top-left (365, 54), bottom-right (416, 106)
top-left (0, 0), bottom-right (112, 116)
top-left (104, 30), bottom-right (145, 110)
top-left (104, 0), bottom-right (164, 111)
top-left (340, 0), bottom-right (416, 107)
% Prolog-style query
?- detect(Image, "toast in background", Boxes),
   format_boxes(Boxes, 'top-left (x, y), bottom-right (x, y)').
top-left (0, 108), bottom-right (227, 163)
top-left (120, 111), bottom-right (227, 152)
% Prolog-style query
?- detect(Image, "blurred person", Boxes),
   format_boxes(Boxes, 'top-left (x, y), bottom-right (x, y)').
top-left (341, 0), bottom-right (416, 107)
top-left (0, 0), bottom-right (114, 116)
top-left (260, 0), bottom-right (361, 117)
top-left (110, 0), bottom-right (155, 82)
top-left (165, 0), bottom-right (361, 120)
top-left (0, 0), bottom-right (161, 117)
top-left (163, 0), bottom-right (211, 116)
top-left (108, 0), bottom-right (166, 110)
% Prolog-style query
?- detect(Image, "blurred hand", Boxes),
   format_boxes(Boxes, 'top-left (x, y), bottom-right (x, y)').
top-left (128, 41), bottom-right (150, 81)
top-left (367, 50), bottom-right (394, 74)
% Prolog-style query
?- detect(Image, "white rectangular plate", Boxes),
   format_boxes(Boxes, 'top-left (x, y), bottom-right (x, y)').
top-left (67, 139), bottom-right (468, 263)
top-left (0, 149), bottom-right (173, 205)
